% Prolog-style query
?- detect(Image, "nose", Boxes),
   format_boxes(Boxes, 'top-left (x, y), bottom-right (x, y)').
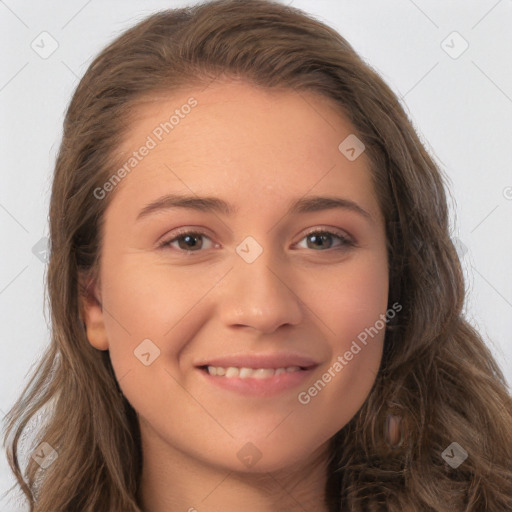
top-left (217, 248), bottom-right (304, 334)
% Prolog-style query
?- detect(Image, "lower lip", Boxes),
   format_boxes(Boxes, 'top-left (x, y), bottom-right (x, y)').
top-left (197, 367), bottom-right (316, 397)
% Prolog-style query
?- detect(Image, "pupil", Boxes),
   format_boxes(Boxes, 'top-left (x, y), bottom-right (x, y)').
top-left (309, 234), bottom-right (330, 249)
top-left (181, 234), bottom-right (201, 249)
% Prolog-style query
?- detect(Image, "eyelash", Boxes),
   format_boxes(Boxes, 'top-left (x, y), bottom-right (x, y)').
top-left (158, 227), bottom-right (356, 253)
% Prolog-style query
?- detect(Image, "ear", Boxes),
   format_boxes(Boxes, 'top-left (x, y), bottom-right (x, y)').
top-left (79, 272), bottom-right (109, 351)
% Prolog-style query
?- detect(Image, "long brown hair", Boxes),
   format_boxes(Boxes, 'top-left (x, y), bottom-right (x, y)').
top-left (3, 1), bottom-right (512, 510)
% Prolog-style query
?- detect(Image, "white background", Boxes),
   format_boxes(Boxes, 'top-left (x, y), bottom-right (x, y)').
top-left (1, 1), bottom-right (511, 510)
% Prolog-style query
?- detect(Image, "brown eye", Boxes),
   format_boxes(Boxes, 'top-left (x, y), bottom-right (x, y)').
top-left (296, 230), bottom-right (354, 251)
top-left (160, 231), bottom-right (214, 252)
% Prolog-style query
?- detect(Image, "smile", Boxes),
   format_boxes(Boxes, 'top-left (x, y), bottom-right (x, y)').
top-left (198, 364), bottom-right (316, 397)
top-left (204, 365), bottom-right (303, 378)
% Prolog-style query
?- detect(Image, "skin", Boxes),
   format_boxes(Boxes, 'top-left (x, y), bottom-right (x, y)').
top-left (81, 80), bottom-right (389, 512)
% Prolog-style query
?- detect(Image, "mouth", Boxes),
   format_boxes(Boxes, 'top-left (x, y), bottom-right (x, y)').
top-left (198, 365), bottom-right (309, 379)
top-left (196, 363), bottom-right (317, 397)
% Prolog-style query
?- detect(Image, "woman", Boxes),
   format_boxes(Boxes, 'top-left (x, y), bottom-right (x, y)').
top-left (3, 0), bottom-right (512, 510)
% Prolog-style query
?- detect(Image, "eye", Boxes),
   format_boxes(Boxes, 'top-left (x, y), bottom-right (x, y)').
top-left (159, 230), bottom-right (215, 252)
top-left (295, 229), bottom-right (355, 251)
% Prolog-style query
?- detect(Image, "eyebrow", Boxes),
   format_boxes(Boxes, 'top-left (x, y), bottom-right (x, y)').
top-left (136, 193), bottom-right (372, 222)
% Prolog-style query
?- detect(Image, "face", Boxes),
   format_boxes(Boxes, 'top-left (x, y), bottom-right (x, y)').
top-left (81, 80), bottom-right (389, 474)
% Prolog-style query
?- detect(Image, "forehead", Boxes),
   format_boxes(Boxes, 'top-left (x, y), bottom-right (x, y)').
top-left (108, 80), bottom-right (380, 220)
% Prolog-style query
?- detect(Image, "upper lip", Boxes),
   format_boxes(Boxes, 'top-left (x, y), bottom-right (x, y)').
top-left (195, 353), bottom-right (319, 370)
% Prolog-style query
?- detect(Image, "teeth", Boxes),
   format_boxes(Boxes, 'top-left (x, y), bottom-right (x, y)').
top-left (206, 365), bottom-right (302, 378)
top-left (239, 367), bottom-right (255, 378)
top-left (253, 368), bottom-right (275, 379)
top-left (225, 367), bottom-right (239, 378)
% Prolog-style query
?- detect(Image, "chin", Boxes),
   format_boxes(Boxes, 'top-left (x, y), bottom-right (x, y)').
top-left (206, 434), bottom-right (331, 476)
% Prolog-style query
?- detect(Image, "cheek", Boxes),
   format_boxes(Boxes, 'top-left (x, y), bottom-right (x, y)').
top-left (310, 251), bottom-right (389, 342)
top-left (102, 255), bottom-right (205, 328)
top-left (300, 253), bottom-right (388, 413)
top-left (98, 260), bottom-right (213, 413)
top-left (99, 255), bottom-right (225, 370)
